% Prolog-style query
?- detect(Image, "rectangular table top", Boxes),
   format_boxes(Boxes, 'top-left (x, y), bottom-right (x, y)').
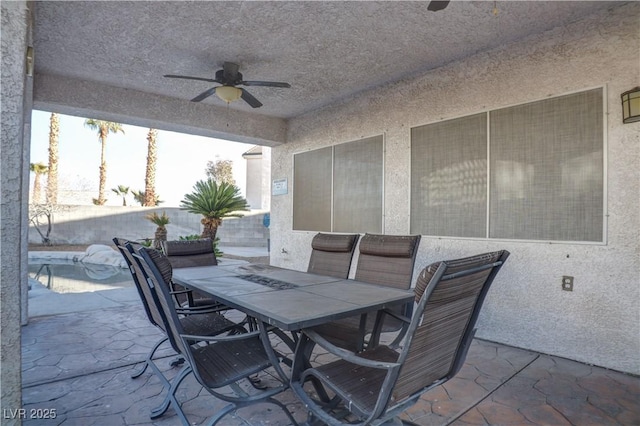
top-left (172, 264), bottom-right (414, 331)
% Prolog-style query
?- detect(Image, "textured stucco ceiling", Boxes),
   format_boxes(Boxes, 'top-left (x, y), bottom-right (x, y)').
top-left (33, 1), bottom-right (622, 120)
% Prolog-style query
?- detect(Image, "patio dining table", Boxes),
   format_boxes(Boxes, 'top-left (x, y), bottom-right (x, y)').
top-left (172, 263), bottom-right (414, 332)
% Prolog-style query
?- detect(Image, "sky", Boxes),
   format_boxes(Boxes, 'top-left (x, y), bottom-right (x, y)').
top-left (29, 110), bottom-right (252, 207)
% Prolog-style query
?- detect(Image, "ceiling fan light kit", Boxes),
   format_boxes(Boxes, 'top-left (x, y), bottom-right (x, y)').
top-left (216, 86), bottom-right (242, 103)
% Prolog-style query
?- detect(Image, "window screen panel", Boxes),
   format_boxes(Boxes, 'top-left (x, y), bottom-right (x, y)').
top-left (489, 88), bottom-right (603, 241)
top-left (411, 113), bottom-right (487, 237)
top-left (333, 136), bottom-right (383, 233)
top-left (293, 147), bottom-right (332, 231)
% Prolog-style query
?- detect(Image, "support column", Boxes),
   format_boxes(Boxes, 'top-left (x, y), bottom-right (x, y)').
top-left (1, 1), bottom-right (31, 422)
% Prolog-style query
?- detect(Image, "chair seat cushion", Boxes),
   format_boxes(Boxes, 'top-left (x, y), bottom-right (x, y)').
top-left (180, 312), bottom-right (236, 336)
top-left (312, 345), bottom-right (399, 414)
top-left (192, 336), bottom-right (271, 388)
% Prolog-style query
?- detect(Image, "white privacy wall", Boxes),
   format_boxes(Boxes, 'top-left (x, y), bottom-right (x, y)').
top-left (270, 4), bottom-right (640, 374)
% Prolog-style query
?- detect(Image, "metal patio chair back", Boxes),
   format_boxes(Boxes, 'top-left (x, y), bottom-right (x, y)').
top-left (160, 238), bottom-right (226, 308)
top-left (311, 233), bottom-right (421, 351)
top-left (113, 237), bottom-right (162, 330)
top-left (307, 233), bottom-right (360, 279)
top-left (354, 233), bottom-right (421, 290)
top-left (291, 250), bottom-right (510, 425)
top-left (161, 238), bottom-right (218, 268)
top-left (137, 247), bottom-right (298, 426)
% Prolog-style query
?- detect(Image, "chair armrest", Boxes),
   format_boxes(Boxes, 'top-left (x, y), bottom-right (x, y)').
top-left (302, 328), bottom-right (400, 370)
top-left (176, 304), bottom-right (228, 315)
top-left (181, 329), bottom-right (260, 343)
top-left (378, 308), bottom-right (411, 324)
top-left (368, 308), bottom-right (411, 348)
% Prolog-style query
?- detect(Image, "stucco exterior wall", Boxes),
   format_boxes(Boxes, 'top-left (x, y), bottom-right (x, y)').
top-left (244, 151), bottom-right (263, 209)
top-left (1, 1), bottom-right (29, 420)
top-left (270, 4), bottom-right (640, 374)
top-left (34, 74), bottom-right (288, 147)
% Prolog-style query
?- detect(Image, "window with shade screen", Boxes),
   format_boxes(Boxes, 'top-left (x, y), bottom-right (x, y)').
top-left (411, 113), bottom-right (488, 238)
top-left (411, 87), bottom-right (604, 242)
top-left (293, 136), bottom-right (384, 233)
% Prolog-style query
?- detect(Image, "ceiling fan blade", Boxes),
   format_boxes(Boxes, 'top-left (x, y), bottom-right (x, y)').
top-left (240, 88), bottom-right (263, 108)
top-left (190, 87), bottom-right (218, 102)
top-left (223, 62), bottom-right (240, 80)
top-left (241, 80), bottom-right (291, 88)
top-left (427, 0), bottom-right (450, 11)
top-left (164, 74), bottom-right (217, 83)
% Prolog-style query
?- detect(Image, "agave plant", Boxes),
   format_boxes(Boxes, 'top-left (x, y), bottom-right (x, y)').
top-left (180, 179), bottom-right (249, 242)
top-left (145, 211), bottom-right (170, 249)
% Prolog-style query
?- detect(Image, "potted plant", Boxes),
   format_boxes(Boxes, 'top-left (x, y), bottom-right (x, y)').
top-left (180, 179), bottom-right (249, 242)
top-left (145, 211), bottom-right (170, 249)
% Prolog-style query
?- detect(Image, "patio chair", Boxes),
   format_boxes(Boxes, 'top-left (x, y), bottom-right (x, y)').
top-left (311, 233), bottom-right (421, 351)
top-left (161, 238), bottom-right (218, 268)
top-left (113, 238), bottom-right (244, 423)
top-left (160, 238), bottom-right (225, 308)
top-left (291, 250), bottom-right (510, 426)
top-left (137, 247), bottom-right (299, 426)
top-left (307, 233), bottom-right (360, 279)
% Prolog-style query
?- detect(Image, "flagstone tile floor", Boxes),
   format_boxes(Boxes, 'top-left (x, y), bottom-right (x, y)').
top-left (21, 301), bottom-right (639, 426)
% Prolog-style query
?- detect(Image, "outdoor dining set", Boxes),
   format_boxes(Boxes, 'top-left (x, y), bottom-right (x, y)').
top-left (113, 233), bottom-right (509, 426)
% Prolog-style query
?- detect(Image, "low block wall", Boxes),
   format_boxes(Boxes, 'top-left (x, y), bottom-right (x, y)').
top-left (28, 205), bottom-right (270, 247)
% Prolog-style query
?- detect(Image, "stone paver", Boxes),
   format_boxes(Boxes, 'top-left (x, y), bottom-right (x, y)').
top-left (21, 305), bottom-right (640, 425)
top-left (453, 354), bottom-right (640, 426)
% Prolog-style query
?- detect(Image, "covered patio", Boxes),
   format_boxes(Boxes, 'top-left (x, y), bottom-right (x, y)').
top-left (2, 1), bottom-right (639, 423)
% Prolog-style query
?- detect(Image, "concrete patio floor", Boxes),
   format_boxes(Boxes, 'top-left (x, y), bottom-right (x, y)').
top-left (22, 248), bottom-right (639, 425)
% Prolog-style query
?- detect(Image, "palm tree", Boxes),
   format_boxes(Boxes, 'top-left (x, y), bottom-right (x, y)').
top-left (144, 128), bottom-right (158, 207)
top-left (30, 162), bottom-right (48, 204)
top-left (146, 211), bottom-right (170, 249)
top-left (180, 179), bottom-right (249, 241)
top-left (132, 189), bottom-right (163, 206)
top-left (111, 185), bottom-right (130, 206)
top-left (84, 119), bottom-right (124, 205)
top-left (46, 113), bottom-right (60, 204)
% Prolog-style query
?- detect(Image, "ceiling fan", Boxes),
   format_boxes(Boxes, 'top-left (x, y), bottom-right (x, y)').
top-left (164, 61), bottom-right (291, 108)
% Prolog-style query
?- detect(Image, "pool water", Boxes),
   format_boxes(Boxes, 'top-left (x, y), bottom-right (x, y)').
top-left (28, 261), bottom-right (134, 294)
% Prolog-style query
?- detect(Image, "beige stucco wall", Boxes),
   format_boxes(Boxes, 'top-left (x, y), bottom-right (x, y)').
top-left (1, 1), bottom-right (30, 421)
top-left (34, 74), bottom-right (288, 147)
top-left (270, 4), bottom-right (640, 374)
top-left (244, 151), bottom-right (264, 209)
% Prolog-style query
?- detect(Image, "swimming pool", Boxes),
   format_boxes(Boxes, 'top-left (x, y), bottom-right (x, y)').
top-left (28, 261), bottom-right (134, 294)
